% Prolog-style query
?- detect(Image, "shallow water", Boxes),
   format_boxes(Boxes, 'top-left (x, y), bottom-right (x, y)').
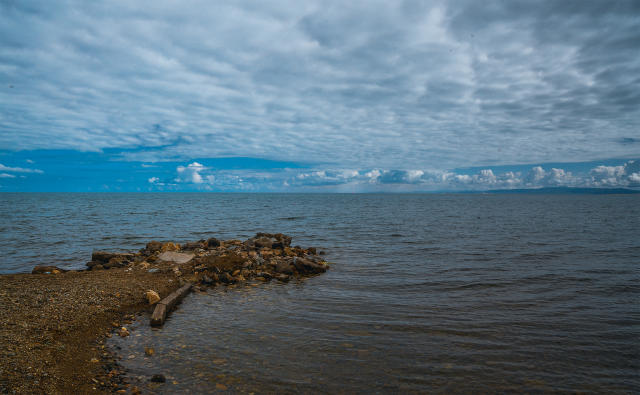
top-left (1, 193), bottom-right (639, 392)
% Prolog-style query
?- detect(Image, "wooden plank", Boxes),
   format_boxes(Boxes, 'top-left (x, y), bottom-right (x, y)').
top-left (150, 303), bottom-right (167, 327)
top-left (149, 283), bottom-right (192, 327)
top-left (163, 283), bottom-right (192, 310)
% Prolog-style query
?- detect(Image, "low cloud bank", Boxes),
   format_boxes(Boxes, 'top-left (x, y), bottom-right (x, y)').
top-left (150, 160), bottom-right (639, 191)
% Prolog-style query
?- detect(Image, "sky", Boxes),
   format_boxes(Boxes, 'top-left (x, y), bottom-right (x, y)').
top-left (1, 0), bottom-right (639, 192)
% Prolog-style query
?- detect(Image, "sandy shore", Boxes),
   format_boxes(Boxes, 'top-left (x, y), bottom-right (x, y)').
top-left (0, 269), bottom-right (180, 394)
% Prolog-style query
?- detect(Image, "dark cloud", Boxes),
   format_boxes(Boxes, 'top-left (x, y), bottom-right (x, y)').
top-left (0, 0), bottom-right (638, 172)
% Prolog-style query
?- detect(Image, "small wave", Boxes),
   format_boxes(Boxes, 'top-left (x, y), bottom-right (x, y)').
top-left (278, 216), bottom-right (306, 221)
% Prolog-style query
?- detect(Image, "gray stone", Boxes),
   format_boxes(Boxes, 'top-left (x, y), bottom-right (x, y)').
top-left (157, 251), bottom-right (194, 264)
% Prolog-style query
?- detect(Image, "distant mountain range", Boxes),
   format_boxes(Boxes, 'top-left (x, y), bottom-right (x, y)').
top-left (485, 187), bottom-right (640, 195)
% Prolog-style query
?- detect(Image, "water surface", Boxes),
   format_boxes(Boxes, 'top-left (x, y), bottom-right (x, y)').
top-left (1, 193), bottom-right (638, 392)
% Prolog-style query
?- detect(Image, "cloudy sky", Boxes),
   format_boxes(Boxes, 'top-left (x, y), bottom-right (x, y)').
top-left (1, 0), bottom-right (639, 191)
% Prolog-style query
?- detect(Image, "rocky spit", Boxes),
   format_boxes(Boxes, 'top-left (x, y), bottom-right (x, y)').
top-left (0, 233), bottom-right (330, 394)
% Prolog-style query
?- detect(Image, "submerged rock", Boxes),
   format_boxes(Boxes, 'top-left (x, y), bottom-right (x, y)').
top-left (150, 374), bottom-right (166, 383)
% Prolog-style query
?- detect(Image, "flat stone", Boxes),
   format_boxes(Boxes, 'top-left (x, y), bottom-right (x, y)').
top-left (156, 251), bottom-right (194, 264)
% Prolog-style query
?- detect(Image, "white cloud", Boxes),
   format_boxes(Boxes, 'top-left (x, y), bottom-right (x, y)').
top-left (0, 173), bottom-right (16, 178)
top-left (0, 164), bottom-right (44, 174)
top-left (176, 162), bottom-right (206, 184)
top-left (148, 177), bottom-right (159, 183)
top-left (590, 160), bottom-right (640, 187)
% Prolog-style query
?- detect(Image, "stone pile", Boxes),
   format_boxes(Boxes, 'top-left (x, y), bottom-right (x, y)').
top-left (83, 233), bottom-right (330, 287)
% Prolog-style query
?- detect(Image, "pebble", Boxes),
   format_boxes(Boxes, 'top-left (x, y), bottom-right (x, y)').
top-left (150, 374), bottom-right (166, 383)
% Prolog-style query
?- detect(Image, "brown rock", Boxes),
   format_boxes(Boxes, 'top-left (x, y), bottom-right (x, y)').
top-left (292, 257), bottom-right (327, 274)
top-left (118, 327), bottom-right (129, 337)
top-left (146, 290), bottom-right (160, 305)
top-left (275, 261), bottom-right (294, 275)
top-left (31, 265), bottom-right (66, 274)
top-left (219, 272), bottom-right (234, 284)
top-left (275, 274), bottom-right (290, 282)
top-left (91, 251), bottom-right (117, 263)
top-left (198, 253), bottom-right (244, 272)
top-left (182, 241), bottom-right (204, 250)
top-left (161, 242), bottom-right (180, 252)
top-left (145, 241), bottom-right (163, 253)
top-left (254, 237), bottom-right (273, 249)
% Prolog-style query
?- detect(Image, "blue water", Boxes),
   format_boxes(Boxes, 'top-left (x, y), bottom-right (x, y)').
top-left (1, 193), bottom-right (639, 392)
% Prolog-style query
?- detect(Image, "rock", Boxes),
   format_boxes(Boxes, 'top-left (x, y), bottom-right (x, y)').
top-left (91, 251), bottom-right (134, 263)
top-left (219, 272), bottom-right (234, 284)
top-left (198, 253), bottom-right (245, 272)
top-left (275, 274), bottom-right (290, 282)
top-left (145, 241), bottom-right (163, 253)
top-left (161, 242), bottom-right (180, 252)
top-left (52, 269), bottom-right (62, 274)
top-left (132, 386), bottom-right (142, 395)
top-left (254, 237), bottom-right (273, 249)
top-left (91, 251), bottom-right (117, 263)
top-left (85, 261), bottom-right (101, 268)
top-left (146, 290), bottom-right (160, 305)
top-left (157, 251), bottom-right (194, 264)
top-left (201, 275), bottom-right (214, 285)
top-left (150, 374), bottom-right (166, 383)
top-left (144, 347), bottom-right (154, 356)
top-left (292, 257), bottom-right (327, 274)
top-left (307, 247), bottom-right (317, 255)
top-left (206, 237), bottom-right (220, 248)
top-left (256, 271), bottom-right (273, 279)
top-left (104, 257), bottom-right (127, 269)
top-left (32, 265), bottom-right (66, 274)
top-left (275, 261), bottom-right (294, 275)
top-left (260, 249), bottom-right (274, 259)
top-left (182, 241), bottom-right (204, 250)
top-left (118, 327), bottom-right (129, 337)
top-left (92, 264), bottom-right (105, 270)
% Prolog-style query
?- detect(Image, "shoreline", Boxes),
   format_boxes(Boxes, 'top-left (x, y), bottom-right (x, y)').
top-left (0, 233), bottom-right (329, 393)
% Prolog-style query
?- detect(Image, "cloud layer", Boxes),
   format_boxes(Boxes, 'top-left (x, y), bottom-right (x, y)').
top-left (1, 0), bottom-right (639, 171)
top-left (149, 159), bottom-right (639, 192)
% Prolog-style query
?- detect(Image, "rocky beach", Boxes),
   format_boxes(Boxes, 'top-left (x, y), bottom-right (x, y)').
top-left (0, 233), bottom-right (330, 394)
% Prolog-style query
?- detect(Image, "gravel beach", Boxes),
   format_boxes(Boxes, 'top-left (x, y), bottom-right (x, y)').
top-left (0, 269), bottom-right (179, 393)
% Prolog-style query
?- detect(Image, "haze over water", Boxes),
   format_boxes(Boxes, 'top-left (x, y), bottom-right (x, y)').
top-left (1, 193), bottom-right (638, 392)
